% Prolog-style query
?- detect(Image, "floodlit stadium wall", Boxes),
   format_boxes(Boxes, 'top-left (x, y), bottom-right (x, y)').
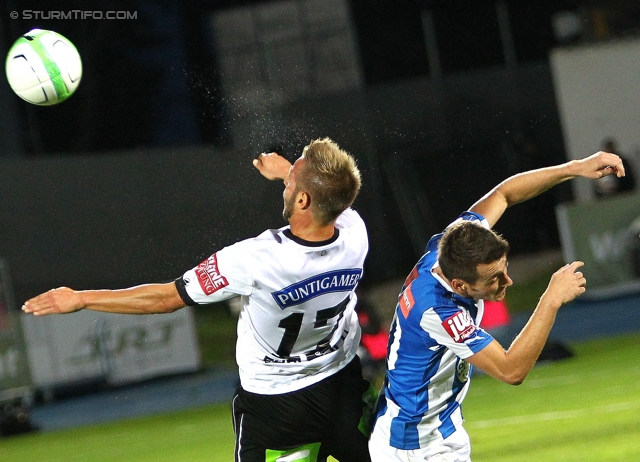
top-left (0, 147), bottom-right (288, 306)
top-left (550, 37), bottom-right (640, 202)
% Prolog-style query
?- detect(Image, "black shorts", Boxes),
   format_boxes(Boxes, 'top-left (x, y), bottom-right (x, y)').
top-left (232, 356), bottom-right (373, 462)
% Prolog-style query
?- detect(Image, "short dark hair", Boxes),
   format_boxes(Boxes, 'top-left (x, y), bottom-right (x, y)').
top-left (296, 138), bottom-right (361, 225)
top-left (437, 221), bottom-right (509, 283)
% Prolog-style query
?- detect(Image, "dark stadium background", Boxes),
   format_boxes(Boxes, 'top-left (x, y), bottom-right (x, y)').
top-left (1, 0), bottom-right (639, 305)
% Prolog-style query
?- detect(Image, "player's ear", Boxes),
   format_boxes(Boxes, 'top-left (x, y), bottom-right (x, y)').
top-left (451, 278), bottom-right (468, 295)
top-left (297, 191), bottom-right (311, 210)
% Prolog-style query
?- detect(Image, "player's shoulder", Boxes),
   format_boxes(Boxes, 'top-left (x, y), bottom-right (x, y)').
top-left (446, 211), bottom-right (490, 230)
top-left (221, 229), bottom-right (284, 256)
top-left (254, 228), bottom-right (285, 243)
top-left (335, 208), bottom-right (366, 230)
top-left (409, 275), bottom-right (454, 315)
top-left (397, 267), bottom-right (448, 320)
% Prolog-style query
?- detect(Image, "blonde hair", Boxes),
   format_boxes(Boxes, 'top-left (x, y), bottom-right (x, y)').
top-left (296, 138), bottom-right (361, 225)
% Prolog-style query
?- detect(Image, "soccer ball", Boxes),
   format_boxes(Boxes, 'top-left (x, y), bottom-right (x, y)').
top-left (5, 29), bottom-right (82, 106)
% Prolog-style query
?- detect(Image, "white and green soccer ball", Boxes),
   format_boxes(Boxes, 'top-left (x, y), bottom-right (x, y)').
top-left (5, 29), bottom-right (82, 106)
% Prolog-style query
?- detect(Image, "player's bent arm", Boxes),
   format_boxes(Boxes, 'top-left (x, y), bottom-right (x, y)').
top-left (22, 282), bottom-right (185, 316)
top-left (467, 300), bottom-right (558, 386)
top-left (470, 151), bottom-right (624, 228)
top-left (468, 261), bottom-right (586, 384)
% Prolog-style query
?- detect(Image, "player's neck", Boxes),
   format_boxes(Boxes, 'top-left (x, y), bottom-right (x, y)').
top-left (288, 214), bottom-right (336, 242)
top-left (433, 266), bottom-right (471, 299)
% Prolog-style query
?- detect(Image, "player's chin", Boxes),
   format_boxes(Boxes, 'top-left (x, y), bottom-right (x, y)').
top-left (487, 289), bottom-right (507, 302)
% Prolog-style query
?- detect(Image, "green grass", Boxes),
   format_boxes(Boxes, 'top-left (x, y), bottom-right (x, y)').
top-left (1, 333), bottom-right (639, 461)
top-left (0, 405), bottom-right (236, 462)
top-left (465, 332), bottom-right (640, 461)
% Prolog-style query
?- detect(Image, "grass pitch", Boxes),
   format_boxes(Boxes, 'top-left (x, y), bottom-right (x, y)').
top-left (1, 332), bottom-right (639, 461)
top-left (466, 332), bottom-right (640, 461)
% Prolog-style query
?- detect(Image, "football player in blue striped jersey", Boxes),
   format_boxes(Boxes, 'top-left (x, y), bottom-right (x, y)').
top-left (369, 150), bottom-right (625, 461)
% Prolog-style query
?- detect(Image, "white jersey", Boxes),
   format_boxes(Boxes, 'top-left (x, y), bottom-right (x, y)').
top-left (176, 208), bottom-right (368, 394)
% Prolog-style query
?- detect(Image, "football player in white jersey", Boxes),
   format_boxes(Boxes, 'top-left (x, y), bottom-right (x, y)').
top-left (369, 150), bottom-right (626, 462)
top-left (23, 138), bottom-right (373, 462)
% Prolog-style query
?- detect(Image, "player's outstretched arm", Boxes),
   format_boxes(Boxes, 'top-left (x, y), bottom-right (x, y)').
top-left (252, 152), bottom-right (292, 181)
top-left (22, 282), bottom-right (185, 316)
top-left (470, 151), bottom-right (625, 228)
top-left (467, 261), bottom-right (586, 385)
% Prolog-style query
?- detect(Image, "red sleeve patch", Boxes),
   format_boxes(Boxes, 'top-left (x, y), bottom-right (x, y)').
top-left (195, 253), bottom-right (229, 295)
top-left (404, 265), bottom-right (419, 287)
top-left (442, 311), bottom-right (476, 343)
top-left (399, 285), bottom-right (415, 319)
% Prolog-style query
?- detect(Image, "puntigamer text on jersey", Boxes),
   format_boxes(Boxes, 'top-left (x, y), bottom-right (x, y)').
top-left (272, 269), bottom-right (362, 309)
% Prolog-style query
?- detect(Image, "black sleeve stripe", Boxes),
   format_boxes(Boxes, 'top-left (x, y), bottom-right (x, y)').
top-left (174, 277), bottom-right (198, 306)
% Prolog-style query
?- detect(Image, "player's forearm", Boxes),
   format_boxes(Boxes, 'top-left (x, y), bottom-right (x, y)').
top-left (23, 282), bottom-right (184, 316)
top-left (77, 284), bottom-right (184, 314)
top-left (496, 161), bottom-right (576, 208)
top-left (498, 260), bottom-right (586, 384)
top-left (501, 297), bottom-right (561, 384)
top-left (470, 161), bottom-right (578, 227)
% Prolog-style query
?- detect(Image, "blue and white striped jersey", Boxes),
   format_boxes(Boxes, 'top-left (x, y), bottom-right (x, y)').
top-left (372, 211), bottom-right (495, 450)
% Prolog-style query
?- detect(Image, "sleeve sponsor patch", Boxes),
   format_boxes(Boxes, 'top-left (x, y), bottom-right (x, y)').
top-left (442, 310), bottom-right (476, 343)
top-left (195, 253), bottom-right (229, 295)
top-left (404, 265), bottom-right (419, 288)
top-left (399, 285), bottom-right (415, 318)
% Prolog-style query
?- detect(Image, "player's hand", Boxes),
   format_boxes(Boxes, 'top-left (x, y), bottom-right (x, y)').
top-left (252, 152), bottom-right (292, 181)
top-left (540, 261), bottom-right (586, 309)
top-left (22, 287), bottom-right (84, 316)
top-left (573, 151), bottom-right (626, 179)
